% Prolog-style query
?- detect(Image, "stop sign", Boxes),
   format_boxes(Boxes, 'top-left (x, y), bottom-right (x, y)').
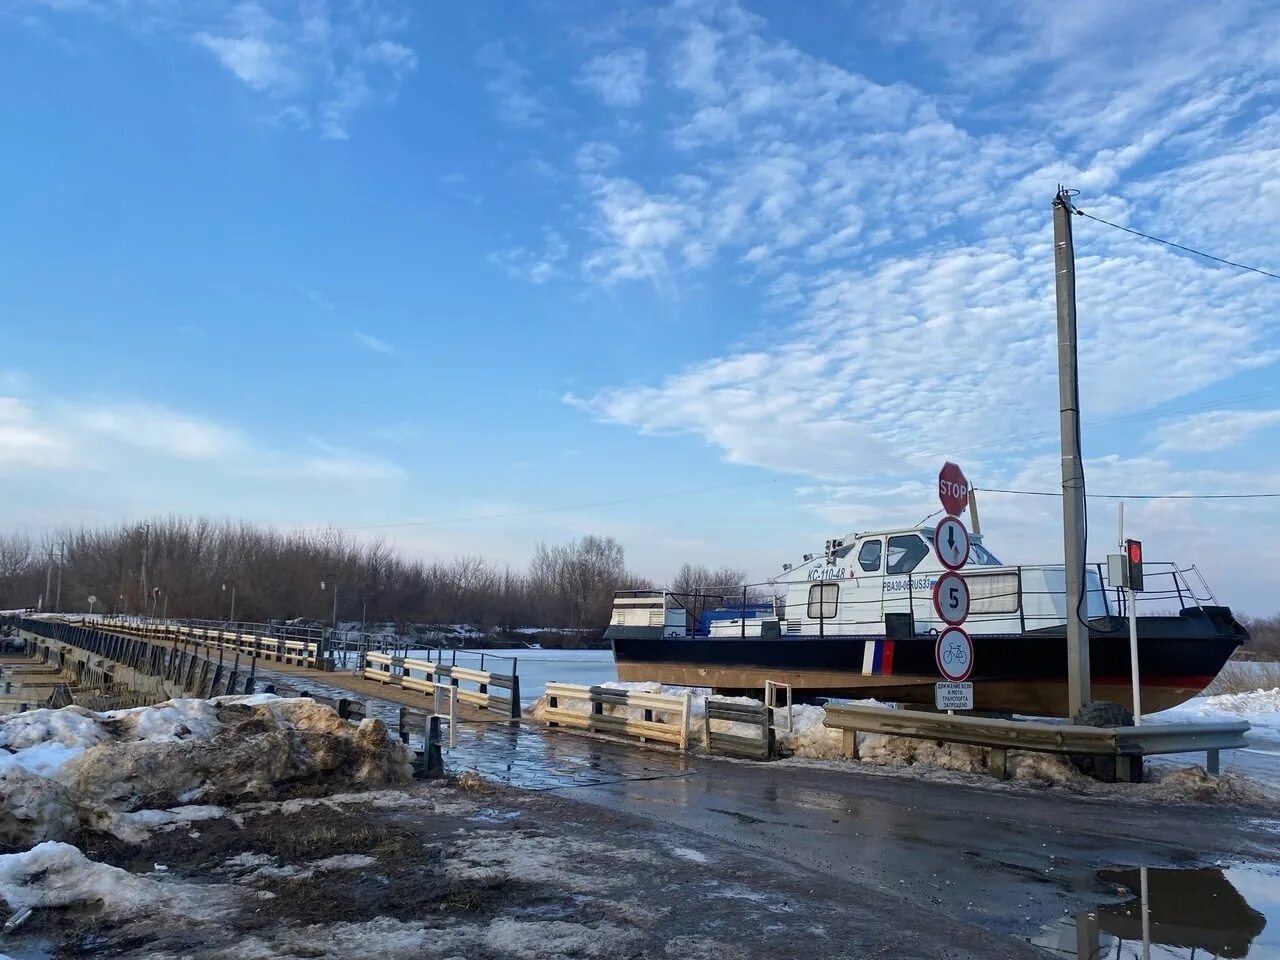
top-left (938, 461), bottom-right (969, 516)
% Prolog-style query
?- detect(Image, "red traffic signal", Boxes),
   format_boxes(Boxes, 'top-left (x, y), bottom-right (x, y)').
top-left (1124, 539), bottom-right (1144, 592)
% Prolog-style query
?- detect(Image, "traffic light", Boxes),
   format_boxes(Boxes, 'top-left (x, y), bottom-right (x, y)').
top-left (1124, 539), bottom-right (1144, 592)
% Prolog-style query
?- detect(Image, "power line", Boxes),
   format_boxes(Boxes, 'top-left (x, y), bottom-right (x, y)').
top-left (1075, 208), bottom-right (1280, 282)
top-left (977, 487), bottom-right (1280, 501)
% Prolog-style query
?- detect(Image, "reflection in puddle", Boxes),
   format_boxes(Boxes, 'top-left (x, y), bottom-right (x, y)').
top-left (1034, 865), bottom-right (1277, 958)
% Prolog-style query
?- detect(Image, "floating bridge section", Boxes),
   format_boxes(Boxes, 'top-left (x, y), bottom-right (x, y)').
top-left (0, 615), bottom-right (523, 728)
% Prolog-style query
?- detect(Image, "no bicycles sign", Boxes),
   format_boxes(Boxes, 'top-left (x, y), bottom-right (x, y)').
top-left (935, 627), bottom-right (974, 683)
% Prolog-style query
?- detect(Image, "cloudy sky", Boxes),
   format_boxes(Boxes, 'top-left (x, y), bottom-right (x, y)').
top-left (2, 0), bottom-right (1279, 611)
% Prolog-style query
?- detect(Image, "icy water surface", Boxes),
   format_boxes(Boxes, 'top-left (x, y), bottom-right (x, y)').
top-left (1032, 864), bottom-right (1280, 958)
top-left (411, 647), bottom-right (617, 703)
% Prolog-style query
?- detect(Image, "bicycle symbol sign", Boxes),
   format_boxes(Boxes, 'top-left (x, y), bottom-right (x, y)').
top-left (935, 626), bottom-right (973, 682)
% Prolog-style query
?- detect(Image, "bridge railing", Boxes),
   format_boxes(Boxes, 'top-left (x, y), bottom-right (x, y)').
top-left (359, 651), bottom-right (520, 721)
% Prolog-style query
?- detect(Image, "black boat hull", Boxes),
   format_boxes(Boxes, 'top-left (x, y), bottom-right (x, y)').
top-left (609, 607), bottom-right (1246, 717)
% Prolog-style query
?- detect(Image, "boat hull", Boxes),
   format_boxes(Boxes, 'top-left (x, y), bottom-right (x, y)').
top-left (610, 607), bottom-right (1246, 717)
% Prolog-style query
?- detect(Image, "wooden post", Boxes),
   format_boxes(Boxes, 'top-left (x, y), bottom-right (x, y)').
top-left (423, 715), bottom-right (444, 777)
top-left (841, 728), bottom-right (859, 760)
top-left (990, 747), bottom-right (1008, 780)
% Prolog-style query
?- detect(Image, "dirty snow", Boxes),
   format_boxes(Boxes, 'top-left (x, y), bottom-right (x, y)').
top-left (0, 695), bottom-right (413, 848)
top-left (0, 841), bottom-right (240, 918)
top-left (447, 830), bottom-right (656, 892)
top-left (531, 680), bottom-right (1280, 801)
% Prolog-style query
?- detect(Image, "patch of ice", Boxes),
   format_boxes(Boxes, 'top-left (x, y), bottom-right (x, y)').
top-left (483, 919), bottom-right (634, 959)
top-left (310, 853), bottom-right (377, 871)
top-left (668, 846), bottom-right (710, 864)
top-left (104, 804), bottom-right (230, 842)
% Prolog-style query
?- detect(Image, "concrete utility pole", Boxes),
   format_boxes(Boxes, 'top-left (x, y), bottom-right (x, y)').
top-left (1053, 186), bottom-right (1091, 717)
top-left (55, 540), bottom-right (64, 611)
top-left (43, 545), bottom-right (53, 613)
top-left (140, 523), bottom-right (150, 602)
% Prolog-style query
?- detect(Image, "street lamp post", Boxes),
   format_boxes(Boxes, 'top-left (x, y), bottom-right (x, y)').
top-left (222, 580), bottom-right (236, 624)
top-left (87, 594), bottom-right (97, 615)
top-left (320, 577), bottom-right (339, 629)
top-left (319, 576), bottom-right (339, 670)
top-left (150, 586), bottom-right (161, 619)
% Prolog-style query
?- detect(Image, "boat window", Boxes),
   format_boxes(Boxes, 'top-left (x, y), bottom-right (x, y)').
top-left (886, 535), bottom-right (929, 575)
top-left (857, 540), bottom-right (882, 573)
top-left (969, 542), bottom-right (1002, 566)
top-left (922, 530), bottom-right (1002, 566)
top-left (966, 572), bottom-right (1020, 614)
top-left (807, 583), bottom-right (838, 619)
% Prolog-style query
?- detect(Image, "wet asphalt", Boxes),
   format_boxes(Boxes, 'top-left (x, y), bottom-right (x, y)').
top-left (448, 722), bottom-right (1280, 956)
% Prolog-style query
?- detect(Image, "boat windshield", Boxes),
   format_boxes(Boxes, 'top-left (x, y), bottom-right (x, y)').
top-left (921, 530), bottom-right (1002, 566)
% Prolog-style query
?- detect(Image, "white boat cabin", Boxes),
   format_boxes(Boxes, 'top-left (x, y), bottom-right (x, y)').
top-left (616, 526), bottom-right (1114, 639)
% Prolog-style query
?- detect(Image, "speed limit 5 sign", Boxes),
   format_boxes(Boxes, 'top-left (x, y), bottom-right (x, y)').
top-left (932, 571), bottom-right (970, 626)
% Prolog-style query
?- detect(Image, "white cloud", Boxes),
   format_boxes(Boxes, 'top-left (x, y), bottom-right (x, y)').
top-left (555, 0), bottom-right (1280, 486)
top-left (29, 0), bottom-right (417, 139)
top-left (0, 397), bottom-right (69, 471)
top-left (490, 230), bottom-right (569, 284)
top-left (575, 141), bottom-right (621, 171)
top-left (577, 47), bottom-right (647, 107)
top-left (195, 31), bottom-right (293, 91)
top-left (476, 39), bottom-right (548, 127)
top-left (354, 330), bottom-right (395, 355)
top-left (1152, 410), bottom-right (1280, 453)
top-left (70, 401), bottom-right (246, 460)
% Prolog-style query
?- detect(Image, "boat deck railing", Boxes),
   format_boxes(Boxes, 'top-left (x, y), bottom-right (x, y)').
top-left (640, 560), bottom-right (1221, 637)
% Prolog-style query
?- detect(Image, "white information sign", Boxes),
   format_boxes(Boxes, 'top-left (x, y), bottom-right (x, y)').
top-left (933, 516), bottom-right (971, 571)
top-left (935, 682), bottom-right (974, 711)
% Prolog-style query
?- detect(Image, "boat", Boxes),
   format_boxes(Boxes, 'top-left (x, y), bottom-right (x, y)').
top-left (606, 524), bottom-right (1247, 718)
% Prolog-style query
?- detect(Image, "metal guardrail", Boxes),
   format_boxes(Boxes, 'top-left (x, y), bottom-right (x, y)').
top-left (542, 682), bottom-right (691, 750)
top-left (10, 616), bottom-right (259, 701)
top-left (360, 652), bottom-right (520, 721)
top-left (95, 620), bottom-right (326, 670)
top-left (822, 703), bottom-right (1250, 781)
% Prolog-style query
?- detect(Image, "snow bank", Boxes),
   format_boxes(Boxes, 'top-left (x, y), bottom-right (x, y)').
top-left (0, 696), bottom-right (413, 848)
top-left (0, 841), bottom-right (240, 919)
top-left (1157, 687), bottom-right (1280, 731)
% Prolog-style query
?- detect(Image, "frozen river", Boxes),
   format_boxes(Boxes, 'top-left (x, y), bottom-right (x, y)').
top-left (407, 647), bottom-right (617, 704)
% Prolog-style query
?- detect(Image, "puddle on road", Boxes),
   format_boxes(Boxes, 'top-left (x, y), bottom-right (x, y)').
top-left (1033, 864), bottom-right (1279, 958)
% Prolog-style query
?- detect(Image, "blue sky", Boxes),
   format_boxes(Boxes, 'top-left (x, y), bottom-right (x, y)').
top-left (2, 0), bottom-right (1279, 611)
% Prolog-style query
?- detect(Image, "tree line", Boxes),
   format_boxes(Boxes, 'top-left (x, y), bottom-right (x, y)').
top-left (0, 517), bottom-right (749, 633)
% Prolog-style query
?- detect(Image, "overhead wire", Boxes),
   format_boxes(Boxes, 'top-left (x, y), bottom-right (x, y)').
top-left (335, 202), bottom-right (1280, 535)
top-left (1074, 208), bottom-right (1280, 282)
top-left (977, 488), bottom-right (1280, 500)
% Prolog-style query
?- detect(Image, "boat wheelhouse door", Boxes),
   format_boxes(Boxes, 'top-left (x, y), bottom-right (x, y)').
top-left (879, 532), bottom-right (933, 635)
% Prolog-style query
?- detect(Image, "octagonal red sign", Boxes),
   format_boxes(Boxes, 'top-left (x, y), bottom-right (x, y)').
top-left (938, 461), bottom-right (970, 517)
